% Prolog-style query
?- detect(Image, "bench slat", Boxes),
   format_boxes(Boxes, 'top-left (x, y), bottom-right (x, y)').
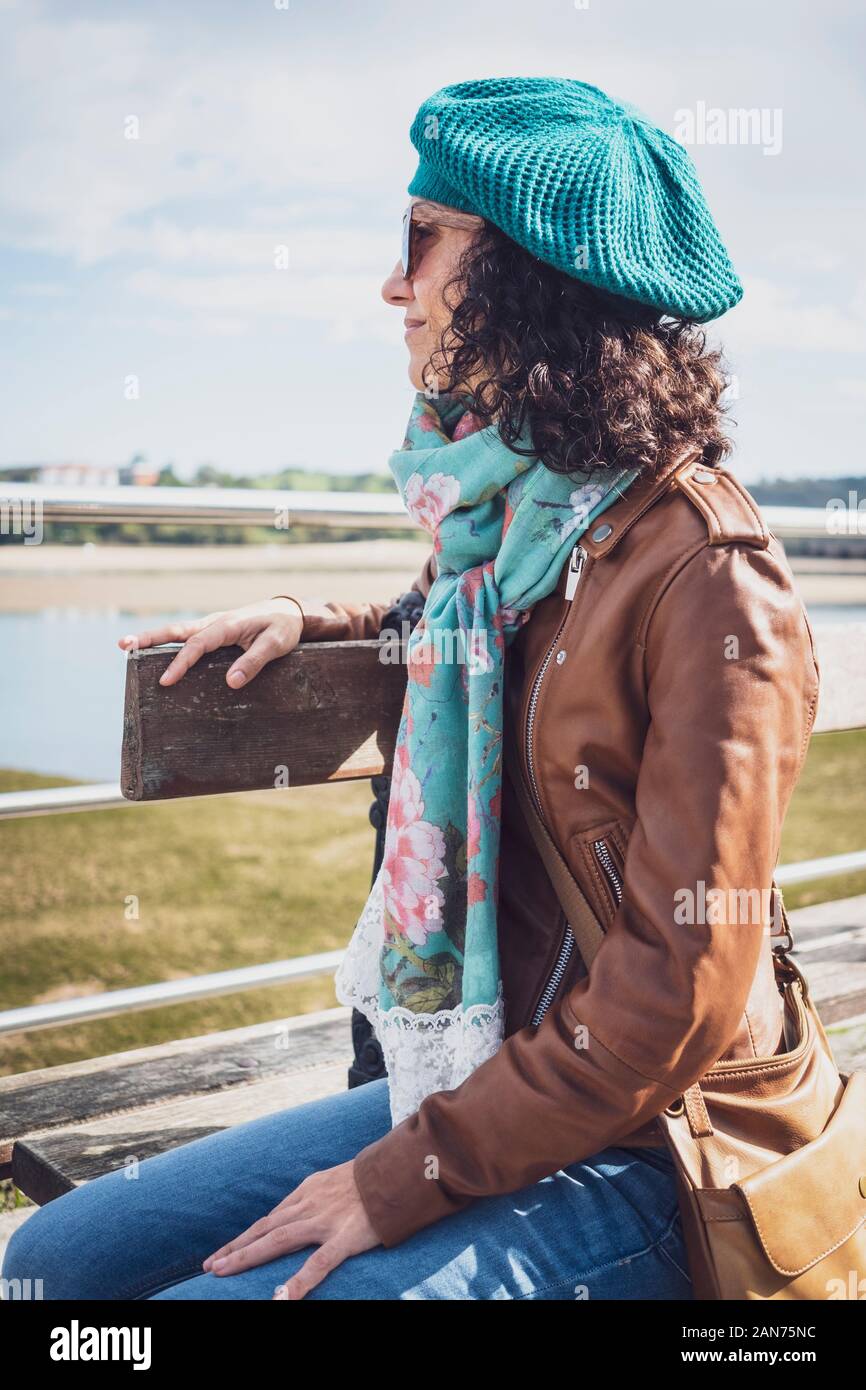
top-left (0, 1008), bottom-right (351, 1175)
top-left (121, 641), bottom-right (406, 800)
top-left (12, 1064), bottom-right (348, 1206)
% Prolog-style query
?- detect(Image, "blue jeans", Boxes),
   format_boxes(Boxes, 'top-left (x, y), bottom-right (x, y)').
top-left (2, 1077), bottom-right (692, 1300)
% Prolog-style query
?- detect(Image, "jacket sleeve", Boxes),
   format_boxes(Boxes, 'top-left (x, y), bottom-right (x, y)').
top-left (351, 541), bottom-right (820, 1247)
top-left (294, 551), bottom-right (437, 642)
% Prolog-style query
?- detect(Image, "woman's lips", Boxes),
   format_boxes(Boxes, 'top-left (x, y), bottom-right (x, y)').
top-left (404, 319), bottom-right (426, 339)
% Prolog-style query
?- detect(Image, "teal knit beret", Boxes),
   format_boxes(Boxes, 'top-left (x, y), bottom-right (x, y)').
top-left (408, 77), bottom-right (743, 322)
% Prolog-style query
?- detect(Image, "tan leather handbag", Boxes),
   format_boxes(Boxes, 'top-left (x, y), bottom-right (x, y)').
top-left (507, 748), bottom-right (866, 1302)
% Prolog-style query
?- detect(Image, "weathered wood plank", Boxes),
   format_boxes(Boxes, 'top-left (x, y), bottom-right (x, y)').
top-left (13, 1064), bottom-right (348, 1205)
top-left (787, 894), bottom-right (866, 1022)
top-left (4, 1009), bottom-right (354, 1203)
top-left (828, 1017), bottom-right (866, 1074)
top-left (0, 1008), bottom-right (351, 1172)
top-left (798, 959), bottom-right (866, 1024)
top-left (121, 640), bottom-right (406, 800)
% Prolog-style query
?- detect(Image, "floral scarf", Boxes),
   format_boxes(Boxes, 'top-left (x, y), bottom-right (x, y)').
top-left (335, 392), bottom-right (639, 1125)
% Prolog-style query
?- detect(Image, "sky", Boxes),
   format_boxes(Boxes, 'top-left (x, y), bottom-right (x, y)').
top-left (0, 0), bottom-right (864, 484)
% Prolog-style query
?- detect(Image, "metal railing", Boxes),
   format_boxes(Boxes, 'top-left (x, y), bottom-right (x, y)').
top-left (1, 482), bottom-right (414, 529)
top-left (0, 952), bottom-right (346, 1037)
top-left (1, 482), bottom-right (860, 538)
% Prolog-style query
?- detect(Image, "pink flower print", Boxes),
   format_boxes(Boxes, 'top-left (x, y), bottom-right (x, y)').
top-left (407, 633), bottom-right (437, 687)
top-left (467, 873), bottom-right (487, 905)
top-left (466, 628), bottom-right (494, 674)
top-left (499, 603), bottom-right (524, 627)
top-left (457, 563), bottom-right (487, 618)
top-left (382, 747), bottom-right (447, 946)
top-left (403, 471), bottom-right (461, 534)
top-left (467, 795), bottom-right (481, 860)
top-left (496, 604), bottom-right (528, 651)
top-left (452, 410), bottom-right (484, 441)
top-left (416, 408), bottom-right (439, 433)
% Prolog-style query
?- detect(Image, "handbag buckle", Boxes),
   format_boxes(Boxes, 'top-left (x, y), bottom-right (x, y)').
top-left (774, 949), bottom-right (812, 1002)
top-left (769, 882), bottom-right (794, 958)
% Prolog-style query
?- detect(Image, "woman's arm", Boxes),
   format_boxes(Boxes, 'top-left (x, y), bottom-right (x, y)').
top-left (117, 551), bottom-right (437, 682)
top-left (349, 541), bottom-right (821, 1247)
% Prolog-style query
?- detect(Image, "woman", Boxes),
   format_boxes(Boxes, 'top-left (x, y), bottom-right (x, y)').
top-left (3, 77), bottom-right (819, 1301)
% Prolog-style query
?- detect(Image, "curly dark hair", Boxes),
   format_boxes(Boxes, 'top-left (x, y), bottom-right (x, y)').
top-left (426, 220), bottom-right (735, 482)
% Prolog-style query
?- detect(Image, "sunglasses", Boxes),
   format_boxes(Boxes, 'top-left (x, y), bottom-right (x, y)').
top-left (401, 203), bottom-right (485, 279)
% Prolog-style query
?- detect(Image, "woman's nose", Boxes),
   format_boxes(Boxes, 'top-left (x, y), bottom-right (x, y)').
top-left (382, 260), bottom-right (411, 305)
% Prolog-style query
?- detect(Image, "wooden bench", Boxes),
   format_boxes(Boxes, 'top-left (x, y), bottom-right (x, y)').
top-left (3, 623), bottom-right (866, 1207)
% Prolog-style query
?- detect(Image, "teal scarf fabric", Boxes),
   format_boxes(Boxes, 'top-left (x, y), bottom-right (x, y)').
top-left (335, 392), bottom-right (639, 1124)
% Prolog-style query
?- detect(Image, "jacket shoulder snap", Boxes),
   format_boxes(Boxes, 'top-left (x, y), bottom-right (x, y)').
top-left (670, 463), bottom-right (769, 549)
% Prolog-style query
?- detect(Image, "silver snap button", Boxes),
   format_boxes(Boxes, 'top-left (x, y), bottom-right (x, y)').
top-left (592, 522), bottom-right (613, 542)
top-left (555, 650), bottom-right (567, 665)
top-left (694, 468), bottom-right (718, 484)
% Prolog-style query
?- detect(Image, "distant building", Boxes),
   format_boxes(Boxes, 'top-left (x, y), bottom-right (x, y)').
top-left (29, 461), bottom-right (161, 487)
top-left (118, 460), bottom-right (160, 487)
top-left (37, 462), bottom-right (121, 487)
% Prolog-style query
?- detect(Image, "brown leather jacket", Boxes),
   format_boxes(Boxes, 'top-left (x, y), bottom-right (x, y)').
top-left (298, 449), bottom-right (821, 1248)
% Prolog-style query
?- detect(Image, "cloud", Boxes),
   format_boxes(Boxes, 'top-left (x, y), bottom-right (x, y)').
top-left (725, 276), bottom-right (866, 353)
top-left (0, 15), bottom-right (417, 267)
top-left (835, 377), bottom-right (866, 405)
top-left (126, 267), bottom-right (399, 343)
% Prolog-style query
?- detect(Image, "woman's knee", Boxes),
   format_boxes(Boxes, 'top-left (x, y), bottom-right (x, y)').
top-left (2, 1201), bottom-right (73, 1300)
top-left (2, 1174), bottom-right (141, 1302)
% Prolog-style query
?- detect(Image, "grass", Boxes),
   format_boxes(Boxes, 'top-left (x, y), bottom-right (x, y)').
top-left (1, 726), bottom-right (865, 1079)
top-left (0, 769), bottom-right (376, 1077)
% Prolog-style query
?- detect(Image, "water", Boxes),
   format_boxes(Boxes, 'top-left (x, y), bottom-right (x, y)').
top-left (1, 603), bottom-right (865, 783)
top-left (803, 605), bottom-right (866, 625)
top-left (1, 609), bottom-right (197, 782)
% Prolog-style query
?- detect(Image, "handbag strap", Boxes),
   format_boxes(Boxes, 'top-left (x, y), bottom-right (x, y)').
top-left (503, 731), bottom-right (606, 972)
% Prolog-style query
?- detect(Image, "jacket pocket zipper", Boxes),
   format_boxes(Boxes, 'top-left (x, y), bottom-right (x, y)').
top-left (531, 924), bottom-right (576, 1027)
top-left (533, 841), bottom-right (622, 1025)
top-left (593, 838), bottom-right (623, 906)
top-left (525, 543), bottom-right (587, 1027)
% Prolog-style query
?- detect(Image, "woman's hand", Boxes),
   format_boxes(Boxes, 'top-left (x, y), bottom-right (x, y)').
top-left (116, 597), bottom-right (304, 688)
top-left (201, 1159), bottom-right (380, 1300)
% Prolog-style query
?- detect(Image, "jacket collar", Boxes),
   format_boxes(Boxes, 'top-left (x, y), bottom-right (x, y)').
top-left (579, 445), bottom-right (704, 564)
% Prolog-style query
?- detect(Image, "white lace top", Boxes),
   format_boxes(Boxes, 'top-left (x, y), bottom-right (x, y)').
top-left (334, 864), bottom-right (506, 1127)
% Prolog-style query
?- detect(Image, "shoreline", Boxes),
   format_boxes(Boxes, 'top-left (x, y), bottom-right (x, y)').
top-left (2, 542), bottom-right (866, 614)
top-left (0, 540), bottom-right (430, 613)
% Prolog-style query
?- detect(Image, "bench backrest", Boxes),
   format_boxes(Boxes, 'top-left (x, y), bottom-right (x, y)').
top-left (121, 623), bottom-right (866, 801)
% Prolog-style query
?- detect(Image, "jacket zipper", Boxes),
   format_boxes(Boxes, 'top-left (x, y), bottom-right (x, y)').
top-left (593, 839), bottom-right (623, 905)
top-left (525, 543), bottom-right (587, 1027)
top-left (524, 544), bottom-right (586, 812)
top-left (531, 930), bottom-right (576, 1026)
